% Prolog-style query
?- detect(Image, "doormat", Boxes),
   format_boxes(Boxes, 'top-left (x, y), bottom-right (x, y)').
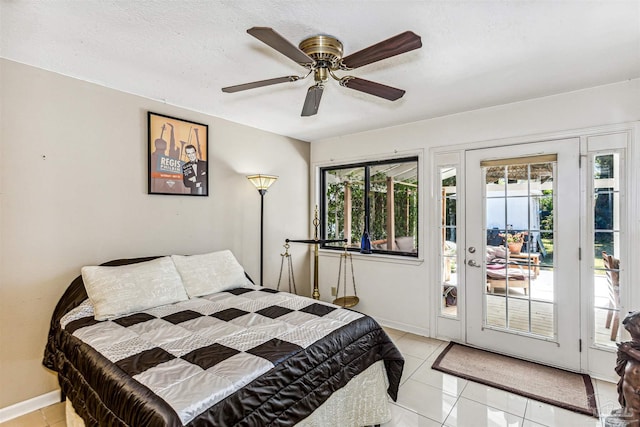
top-left (432, 342), bottom-right (598, 417)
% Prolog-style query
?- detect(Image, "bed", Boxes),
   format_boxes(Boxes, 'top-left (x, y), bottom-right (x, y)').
top-left (43, 251), bottom-right (404, 426)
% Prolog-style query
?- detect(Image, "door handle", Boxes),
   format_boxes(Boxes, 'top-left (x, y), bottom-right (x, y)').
top-left (467, 259), bottom-right (481, 268)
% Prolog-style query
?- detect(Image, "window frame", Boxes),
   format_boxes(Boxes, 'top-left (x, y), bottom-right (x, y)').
top-left (319, 156), bottom-right (419, 258)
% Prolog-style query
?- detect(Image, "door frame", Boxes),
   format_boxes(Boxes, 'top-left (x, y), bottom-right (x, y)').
top-left (430, 121), bottom-right (639, 377)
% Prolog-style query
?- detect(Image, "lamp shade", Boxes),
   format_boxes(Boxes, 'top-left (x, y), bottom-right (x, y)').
top-left (247, 174), bottom-right (278, 191)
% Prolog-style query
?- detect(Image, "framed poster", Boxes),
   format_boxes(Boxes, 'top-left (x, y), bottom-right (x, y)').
top-left (148, 112), bottom-right (209, 196)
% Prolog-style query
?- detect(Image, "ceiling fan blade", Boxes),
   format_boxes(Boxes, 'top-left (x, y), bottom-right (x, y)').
top-left (247, 27), bottom-right (314, 66)
top-left (340, 77), bottom-right (405, 101)
top-left (221, 76), bottom-right (299, 93)
top-left (340, 31), bottom-right (422, 70)
top-left (301, 85), bottom-right (324, 116)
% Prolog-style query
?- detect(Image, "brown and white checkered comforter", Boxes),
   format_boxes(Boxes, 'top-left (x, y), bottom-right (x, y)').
top-left (44, 260), bottom-right (403, 427)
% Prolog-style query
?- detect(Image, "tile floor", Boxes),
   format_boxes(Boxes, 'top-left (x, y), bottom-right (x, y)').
top-left (0, 400), bottom-right (65, 427)
top-left (380, 328), bottom-right (616, 426)
top-left (0, 328), bottom-right (619, 427)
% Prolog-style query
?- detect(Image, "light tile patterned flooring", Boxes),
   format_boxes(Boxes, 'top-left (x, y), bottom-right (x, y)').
top-left (1, 327), bottom-right (620, 427)
top-left (380, 328), bottom-right (617, 426)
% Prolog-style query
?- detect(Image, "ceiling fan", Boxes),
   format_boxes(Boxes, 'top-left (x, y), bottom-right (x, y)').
top-left (221, 27), bottom-right (422, 116)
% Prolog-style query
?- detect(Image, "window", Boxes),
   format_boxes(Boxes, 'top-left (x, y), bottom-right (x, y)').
top-left (592, 151), bottom-right (624, 347)
top-left (320, 157), bottom-right (418, 256)
top-left (439, 166), bottom-right (458, 317)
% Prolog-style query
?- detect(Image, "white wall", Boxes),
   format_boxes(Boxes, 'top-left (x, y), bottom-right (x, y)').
top-left (0, 59), bottom-right (310, 409)
top-left (310, 79), bottom-right (640, 335)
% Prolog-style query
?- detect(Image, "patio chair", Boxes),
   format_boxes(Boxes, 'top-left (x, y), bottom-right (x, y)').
top-left (485, 246), bottom-right (530, 295)
top-left (602, 251), bottom-right (620, 341)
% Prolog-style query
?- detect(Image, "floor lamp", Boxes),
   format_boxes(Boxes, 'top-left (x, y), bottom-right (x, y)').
top-left (247, 174), bottom-right (278, 286)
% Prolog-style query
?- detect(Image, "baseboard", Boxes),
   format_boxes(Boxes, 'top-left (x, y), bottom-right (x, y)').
top-left (0, 390), bottom-right (61, 423)
top-left (374, 316), bottom-right (429, 337)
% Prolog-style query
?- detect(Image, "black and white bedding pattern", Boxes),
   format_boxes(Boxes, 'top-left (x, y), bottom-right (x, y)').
top-left (50, 278), bottom-right (404, 426)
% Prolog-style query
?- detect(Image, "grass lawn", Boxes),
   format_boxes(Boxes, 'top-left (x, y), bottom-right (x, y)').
top-left (540, 239), bottom-right (613, 271)
top-left (541, 238), bottom-right (554, 267)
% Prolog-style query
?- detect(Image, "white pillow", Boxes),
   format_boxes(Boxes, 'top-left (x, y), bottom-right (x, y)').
top-left (494, 246), bottom-right (507, 259)
top-left (82, 256), bottom-right (188, 321)
top-left (171, 250), bottom-right (248, 298)
top-left (486, 245), bottom-right (507, 262)
top-left (486, 246), bottom-right (497, 262)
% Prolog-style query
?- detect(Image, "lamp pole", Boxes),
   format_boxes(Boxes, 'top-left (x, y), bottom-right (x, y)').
top-left (258, 188), bottom-right (266, 286)
top-left (247, 174), bottom-right (278, 286)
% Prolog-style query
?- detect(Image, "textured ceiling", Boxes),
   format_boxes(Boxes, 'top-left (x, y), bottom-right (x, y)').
top-left (2, 1), bottom-right (639, 142)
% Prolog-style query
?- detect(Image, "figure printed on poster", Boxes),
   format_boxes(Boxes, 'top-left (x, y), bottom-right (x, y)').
top-left (182, 142), bottom-right (207, 195)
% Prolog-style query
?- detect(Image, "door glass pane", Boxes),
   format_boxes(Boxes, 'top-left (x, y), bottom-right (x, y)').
top-left (440, 167), bottom-right (458, 317)
top-left (593, 152), bottom-right (622, 347)
top-left (483, 158), bottom-right (555, 338)
top-left (531, 301), bottom-right (555, 336)
top-left (486, 294), bottom-right (506, 328)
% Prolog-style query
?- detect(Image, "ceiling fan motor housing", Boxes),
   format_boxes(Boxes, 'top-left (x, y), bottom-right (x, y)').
top-left (299, 35), bottom-right (343, 69)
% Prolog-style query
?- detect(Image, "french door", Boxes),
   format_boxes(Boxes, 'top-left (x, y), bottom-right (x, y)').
top-left (465, 138), bottom-right (581, 371)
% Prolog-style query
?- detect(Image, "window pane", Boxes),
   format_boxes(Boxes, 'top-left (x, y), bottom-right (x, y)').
top-left (539, 231), bottom-right (554, 268)
top-left (369, 160), bottom-right (418, 253)
top-left (594, 231), bottom-right (618, 259)
top-left (539, 193), bottom-right (554, 231)
top-left (593, 152), bottom-right (622, 348)
top-left (594, 154), bottom-right (615, 179)
top-left (440, 167), bottom-right (457, 317)
top-left (486, 295), bottom-right (506, 328)
top-left (324, 167), bottom-right (365, 248)
top-left (531, 301), bottom-right (554, 338)
top-left (594, 191), bottom-right (618, 231)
